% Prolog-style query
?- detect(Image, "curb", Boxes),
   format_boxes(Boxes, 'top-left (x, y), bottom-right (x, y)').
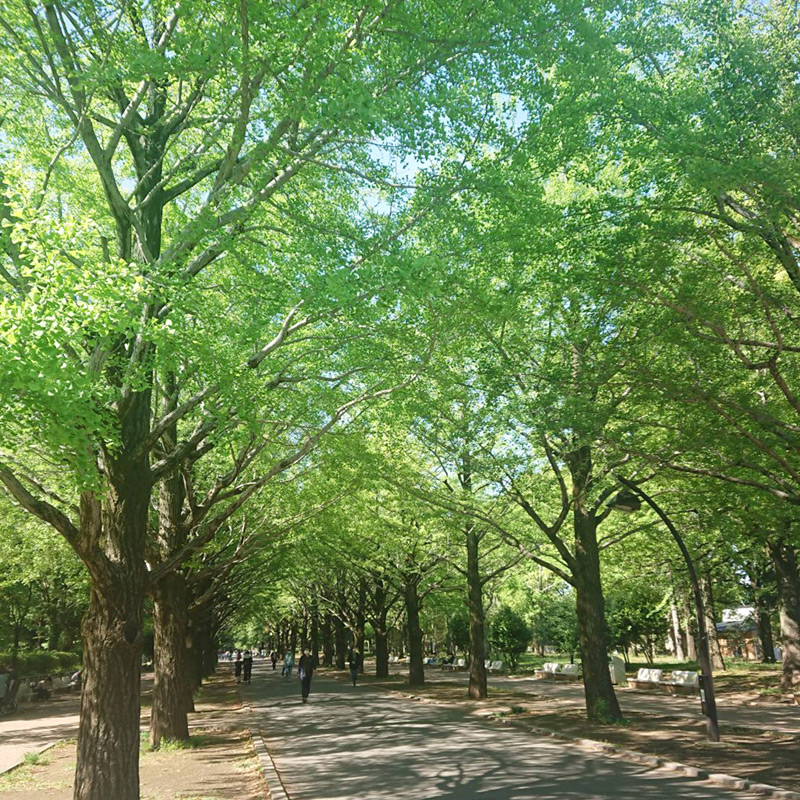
top-left (250, 729), bottom-right (290, 800)
top-left (387, 689), bottom-right (800, 800)
top-left (495, 716), bottom-right (800, 800)
top-left (0, 741), bottom-right (59, 776)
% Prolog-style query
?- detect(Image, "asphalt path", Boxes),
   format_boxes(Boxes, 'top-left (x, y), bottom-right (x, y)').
top-left (422, 670), bottom-right (800, 735)
top-left (241, 663), bottom-right (758, 800)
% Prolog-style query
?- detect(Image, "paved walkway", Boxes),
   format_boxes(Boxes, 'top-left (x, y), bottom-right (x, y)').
top-left (0, 694), bottom-right (81, 772)
top-left (241, 663), bottom-right (756, 800)
top-left (418, 668), bottom-right (800, 734)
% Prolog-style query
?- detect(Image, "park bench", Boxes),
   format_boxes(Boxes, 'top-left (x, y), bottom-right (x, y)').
top-left (442, 658), bottom-right (466, 671)
top-left (629, 668), bottom-right (664, 690)
top-left (487, 661), bottom-right (504, 673)
top-left (535, 662), bottom-right (562, 678)
top-left (555, 663), bottom-right (581, 681)
top-left (660, 670), bottom-right (700, 695)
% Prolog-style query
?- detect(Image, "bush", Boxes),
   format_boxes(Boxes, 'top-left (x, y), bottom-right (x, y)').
top-left (489, 606), bottom-right (532, 671)
top-left (0, 650), bottom-right (81, 677)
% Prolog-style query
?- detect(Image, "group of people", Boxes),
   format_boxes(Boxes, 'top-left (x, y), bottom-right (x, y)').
top-left (232, 650), bottom-right (254, 684)
top-left (229, 646), bottom-right (364, 703)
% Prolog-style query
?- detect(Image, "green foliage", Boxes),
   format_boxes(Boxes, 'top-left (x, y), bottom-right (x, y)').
top-left (0, 651), bottom-right (81, 676)
top-left (447, 611), bottom-right (471, 655)
top-left (529, 592), bottom-right (581, 661)
top-left (488, 606), bottom-right (531, 670)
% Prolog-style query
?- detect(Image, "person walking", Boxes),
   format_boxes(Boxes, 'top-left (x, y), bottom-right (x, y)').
top-left (348, 648), bottom-right (362, 686)
top-left (297, 649), bottom-right (314, 703)
top-left (282, 649), bottom-right (295, 680)
top-left (234, 650), bottom-right (243, 683)
top-left (270, 650), bottom-right (278, 671)
top-left (243, 650), bottom-right (253, 684)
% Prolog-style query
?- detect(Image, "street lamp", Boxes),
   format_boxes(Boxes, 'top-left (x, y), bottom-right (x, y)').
top-left (608, 477), bottom-right (721, 743)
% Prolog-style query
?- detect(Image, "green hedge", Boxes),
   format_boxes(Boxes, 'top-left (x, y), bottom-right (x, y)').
top-left (0, 650), bottom-right (81, 677)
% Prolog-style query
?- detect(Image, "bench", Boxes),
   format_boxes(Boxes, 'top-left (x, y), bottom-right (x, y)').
top-left (442, 658), bottom-right (466, 671)
top-left (660, 670), bottom-right (700, 695)
top-left (629, 667), bottom-right (663, 690)
top-left (555, 663), bottom-right (580, 681)
top-left (535, 662), bottom-right (562, 679)
top-left (488, 661), bottom-right (504, 673)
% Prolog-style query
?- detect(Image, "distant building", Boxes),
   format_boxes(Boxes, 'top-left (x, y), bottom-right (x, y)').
top-left (716, 607), bottom-right (762, 660)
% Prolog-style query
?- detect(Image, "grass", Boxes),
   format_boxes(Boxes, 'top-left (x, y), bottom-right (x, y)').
top-left (22, 751), bottom-right (49, 766)
top-left (140, 731), bottom-right (205, 753)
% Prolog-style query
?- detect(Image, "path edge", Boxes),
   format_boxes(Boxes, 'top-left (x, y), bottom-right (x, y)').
top-left (250, 728), bottom-right (290, 800)
top-left (391, 688), bottom-right (800, 800)
top-left (0, 740), bottom-right (59, 776)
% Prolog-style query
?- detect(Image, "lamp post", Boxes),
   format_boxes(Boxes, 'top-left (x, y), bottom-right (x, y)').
top-left (608, 477), bottom-right (721, 742)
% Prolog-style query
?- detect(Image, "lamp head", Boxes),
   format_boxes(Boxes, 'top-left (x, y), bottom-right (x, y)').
top-left (608, 491), bottom-right (642, 513)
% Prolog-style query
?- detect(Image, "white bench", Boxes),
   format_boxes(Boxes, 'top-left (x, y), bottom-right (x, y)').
top-left (488, 661), bottom-right (504, 673)
top-left (661, 670), bottom-right (699, 695)
top-left (536, 662), bottom-right (562, 678)
top-left (441, 657), bottom-right (466, 671)
top-left (630, 668), bottom-right (663, 690)
top-left (558, 663), bottom-right (580, 680)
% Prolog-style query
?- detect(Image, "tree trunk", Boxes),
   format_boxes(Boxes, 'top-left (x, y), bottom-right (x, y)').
top-left (466, 523), bottom-right (488, 699)
top-left (322, 613), bottom-right (333, 667)
top-left (373, 578), bottom-right (389, 678)
top-left (684, 597), bottom-right (697, 660)
top-left (751, 563), bottom-right (777, 663)
top-left (769, 540), bottom-right (800, 693)
top-left (334, 615), bottom-right (346, 670)
top-left (670, 602), bottom-right (686, 660)
top-left (311, 603), bottom-right (320, 666)
top-left (356, 578), bottom-right (366, 672)
top-left (405, 577), bottom-right (424, 687)
top-left (150, 572), bottom-right (191, 747)
top-left (700, 575), bottom-right (725, 670)
top-left (569, 446), bottom-right (622, 723)
top-left (75, 570), bottom-right (145, 800)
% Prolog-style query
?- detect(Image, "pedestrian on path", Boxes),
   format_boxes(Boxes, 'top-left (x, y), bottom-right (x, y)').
top-left (297, 649), bottom-right (314, 703)
top-left (282, 650), bottom-right (295, 680)
top-left (243, 650), bottom-right (253, 684)
top-left (234, 651), bottom-right (243, 683)
top-left (348, 648), bottom-right (362, 686)
top-left (270, 650), bottom-right (278, 671)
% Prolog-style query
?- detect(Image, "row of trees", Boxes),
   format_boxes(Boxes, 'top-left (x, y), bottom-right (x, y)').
top-left (1, 0), bottom-right (800, 797)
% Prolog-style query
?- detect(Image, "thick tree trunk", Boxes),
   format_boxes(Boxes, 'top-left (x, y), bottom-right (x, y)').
top-left (567, 445), bottom-right (622, 724)
top-left (405, 577), bottom-right (424, 687)
top-left (334, 615), bottom-right (346, 670)
top-left (373, 579), bottom-right (390, 678)
top-left (322, 613), bottom-right (333, 667)
top-left (356, 578), bottom-right (366, 672)
top-left (684, 598), bottom-right (697, 660)
top-left (751, 563), bottom-right (777, 663)
top-left (466, 524), bottom-right (488, 699)
top-left (574, 563), bottom-right (622, 722)
top-left (150, 572), bottom-right (191, 747)
top-left (311, 603), bottom-right (320, 666)
top-left (700, 575), bottom-right (725, 670)
top-left (769, 540), bottom-right (800, 693)
top-left (670, 602), bottom-right (685, 660)
top-left (375, 619), bottom-right (389, 678)
top-left (75, 569), bottom-right (145, 800)
top-left (73, 385), bottom-right (151, 800)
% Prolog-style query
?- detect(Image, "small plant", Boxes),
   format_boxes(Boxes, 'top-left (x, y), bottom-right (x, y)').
top-left (23, 751), bottom-right (49, 766)
top-left (149, 735), bottom-right (204, 752)
top-left (510, 705), bottom-right (526, 715)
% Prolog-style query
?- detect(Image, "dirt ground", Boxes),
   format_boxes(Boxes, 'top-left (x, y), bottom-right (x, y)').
top-left (365, 676), bottom-right (800, 792)
top-left (0, 677), bottom-right (266, 800)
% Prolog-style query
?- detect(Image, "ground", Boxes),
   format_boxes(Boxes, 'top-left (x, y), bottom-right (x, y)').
top-left (0, 676), bottom-right (266, 800)
top-left (2, 658), bottom-right (798, 799)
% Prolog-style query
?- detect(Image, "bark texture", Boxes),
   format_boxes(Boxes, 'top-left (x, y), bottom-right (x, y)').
top-left (405, 577), bottom-right (425, 687)
top-left (466, 523), bottom-right (488, 700)
top-left (769, 540), bottom-right (800, 693)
